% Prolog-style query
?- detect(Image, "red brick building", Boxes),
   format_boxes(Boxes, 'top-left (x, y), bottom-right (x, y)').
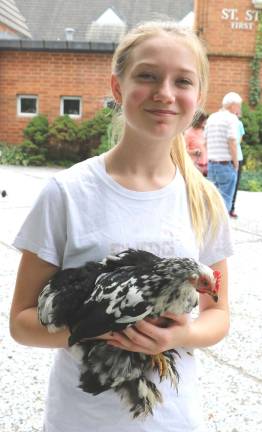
top-left (195, 0), bottom-right (262, 111)
top-left (0, 48), bottom-right (113, 144)
top-left (0, 0), bottom-right (261, 145)
top-left (0, 0), bottom-right (193, 144)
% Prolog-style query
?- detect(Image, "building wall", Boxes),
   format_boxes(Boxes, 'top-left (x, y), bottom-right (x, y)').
top-left (1, 1), bottom-right (261, 144)
top-left (0, 50), bottom-right (112, 144)
top-left (195, 0), bottom-right (262, 112)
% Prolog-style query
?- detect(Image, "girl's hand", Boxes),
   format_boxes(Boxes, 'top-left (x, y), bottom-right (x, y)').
top-left (107, 313), bottom-right (192, 355)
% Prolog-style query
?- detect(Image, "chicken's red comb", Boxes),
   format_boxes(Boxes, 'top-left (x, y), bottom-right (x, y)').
top-left (213, 270), bottom-right (221, 293)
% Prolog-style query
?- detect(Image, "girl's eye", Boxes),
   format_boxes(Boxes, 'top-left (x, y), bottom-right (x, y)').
top-left (176, 79), bottom-right (192, 88)
top-left (137, 73), bottom-right (156, 81)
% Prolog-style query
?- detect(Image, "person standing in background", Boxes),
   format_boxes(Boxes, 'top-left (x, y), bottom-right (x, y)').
top-left (205, 92), bottom-right (242, 212)
top-left (229, 114), bottom-right (245, 218)
top-left (184, 112), bottom-right (208, 176)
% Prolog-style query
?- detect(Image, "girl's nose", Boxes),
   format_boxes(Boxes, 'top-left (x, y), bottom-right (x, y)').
top-left (153, 80), bottom-right (176, 104)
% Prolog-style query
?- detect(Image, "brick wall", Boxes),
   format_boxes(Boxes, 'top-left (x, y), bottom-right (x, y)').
top-left (195, 0), bottom-right (262, 112)
top-left (1, 1), bottom-right (261, 144)
top-left (0, 50), bottom-right (112, 144)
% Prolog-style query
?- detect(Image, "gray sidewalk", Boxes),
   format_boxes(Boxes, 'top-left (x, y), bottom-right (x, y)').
top-left (0, 165), bottom-right (261, 432)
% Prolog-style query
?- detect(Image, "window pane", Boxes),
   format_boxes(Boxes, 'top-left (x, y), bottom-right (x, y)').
top-left (63, 99), bottom-right (80, 115)
top-left (20, 98), bottom-right (37, 113)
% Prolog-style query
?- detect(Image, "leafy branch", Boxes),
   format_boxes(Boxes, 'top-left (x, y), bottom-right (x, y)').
top-left (249, 11), bottom-right (262, 106)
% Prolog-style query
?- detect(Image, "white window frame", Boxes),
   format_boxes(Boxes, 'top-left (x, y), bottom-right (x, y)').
top-left (17, 95), bottom-right (38, 117)
top-left (60, 96), bottom-right (82, 118)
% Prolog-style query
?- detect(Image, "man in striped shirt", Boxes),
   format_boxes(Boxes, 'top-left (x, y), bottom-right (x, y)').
top-left (205, 92), bottom-right (242, 212)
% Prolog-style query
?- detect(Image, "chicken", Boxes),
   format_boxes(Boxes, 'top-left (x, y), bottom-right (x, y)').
top-left (38, 248), bottom-right (220, 417)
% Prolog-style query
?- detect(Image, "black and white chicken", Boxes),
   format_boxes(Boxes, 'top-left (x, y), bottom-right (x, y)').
top-left (38, 248), bottom-right (220, 417)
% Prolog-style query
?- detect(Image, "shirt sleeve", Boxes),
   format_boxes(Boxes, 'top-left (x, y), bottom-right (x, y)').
top-left (199, 213), bottom-right (234, 266)
top-left (13, 178), bottom-right (67, 267)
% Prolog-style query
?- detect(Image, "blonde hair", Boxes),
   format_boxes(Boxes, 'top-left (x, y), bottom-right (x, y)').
top-left (111, 21), bottom-right (226, 243)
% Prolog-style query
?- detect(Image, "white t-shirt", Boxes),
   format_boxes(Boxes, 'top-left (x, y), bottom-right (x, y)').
top-left (14, 155), bottom-right (233, 432)
top-left (205, 109), bottom-right (239, 161)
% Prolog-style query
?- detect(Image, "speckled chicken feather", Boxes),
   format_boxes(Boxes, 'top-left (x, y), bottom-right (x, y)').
top-left (38, 248), bottom-right (219, 418)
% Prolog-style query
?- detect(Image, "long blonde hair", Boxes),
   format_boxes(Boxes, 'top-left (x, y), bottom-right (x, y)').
top-left (111, 21), bottom-right (226, 243)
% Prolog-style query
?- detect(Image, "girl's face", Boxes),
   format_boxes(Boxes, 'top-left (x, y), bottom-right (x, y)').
top-left (111, 34), bottom-right (201, 143)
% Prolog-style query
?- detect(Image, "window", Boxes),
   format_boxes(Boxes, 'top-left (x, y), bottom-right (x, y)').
top-left (17, 95), bottom-right (38, 116)
top-left (60, 96), bottom-right (82, 117)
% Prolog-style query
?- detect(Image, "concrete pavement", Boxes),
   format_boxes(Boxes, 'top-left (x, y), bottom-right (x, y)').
top-left (0, 165), bottom-right (261, 432)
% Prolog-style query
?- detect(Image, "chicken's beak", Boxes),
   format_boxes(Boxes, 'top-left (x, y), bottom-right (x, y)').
top-left (202, 289), bottom-right (218, 302)
top-left (211, 293), bottom-right (219, 303)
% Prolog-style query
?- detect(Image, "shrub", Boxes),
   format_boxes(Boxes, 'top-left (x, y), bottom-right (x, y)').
top-left (91, 132), bottom-right (112, 157)
top-left (241, 103), bottom-right (260, 146)
top-left (255, 103), bottom-right (262, 144)
top-left (23, 114), bottom-right (49, 146)
top-left (239, 170), bottom-right (262, 192)
top-left (20, 140), bottom-right (47, 166)
top-left (0, 141), bottom-right (46, 166)
top-left (5, 108), bottom-right (114, 166)
top-left (48, 115), bottom-right (80, 161)
top-left (17, 114), bottom-right (50, 165)
top-left (241, 103), bottom-right (262, 170)
top-left (78, 108), bottom-right (113, 159)
top-left (0, 143), bottom-right (27, 165)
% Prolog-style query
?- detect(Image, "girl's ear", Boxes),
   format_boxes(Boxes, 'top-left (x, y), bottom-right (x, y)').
top-left (111, 74), bottom-right (122, 104)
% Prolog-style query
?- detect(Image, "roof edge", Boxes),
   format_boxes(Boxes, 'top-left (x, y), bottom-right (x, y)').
top-left (0, 39), bottom-right (117, 52)
top-left (208, 51), bottom-right (254, 59)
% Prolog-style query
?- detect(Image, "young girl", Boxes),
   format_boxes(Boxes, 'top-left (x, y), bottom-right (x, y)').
top-left (10, 21), bottom-right (233, 432)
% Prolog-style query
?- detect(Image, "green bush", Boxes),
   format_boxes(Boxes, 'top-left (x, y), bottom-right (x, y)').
top-left (20, 140), bottom-right (47, 166)
top-left (241, 103), bottom-right (262, 170)
top-left (23, 114), bottom-right (49, 146)
top-left (255, 103), bottom-right (262, 145)
top-left (91, 132), bottom-right (112, 157)
top-left (0, 141), bottom-right (46, 166)
top-left (241, 103), bottom-right (260, 146)
top-left (8, 108), bottom-right (114, 166)
top-left (0, 143), bottom-right (27, 165)
top-left (239, 170), bottom-right (262, 192)
top-left (14, 114), bottom-right (50, 165)
top-left (48, 115), bottom-right (80, 161)
top-left (78, 108), bottom-right (113, 159)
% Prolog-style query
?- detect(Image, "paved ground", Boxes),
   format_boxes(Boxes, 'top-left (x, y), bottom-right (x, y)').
top-left (0, 165), bottom-right (261, 432)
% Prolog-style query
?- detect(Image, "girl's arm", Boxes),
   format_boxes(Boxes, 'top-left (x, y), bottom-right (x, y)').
top-left (10, 250), bottom-right (70, 348)
top-left (107, 259), bottom-right (229, 354)
top-left (10, 250), bottom-right (116, 348)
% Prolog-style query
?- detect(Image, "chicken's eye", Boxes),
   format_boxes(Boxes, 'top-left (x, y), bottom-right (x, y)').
top-left (201, 278), bottom-right (209, 287)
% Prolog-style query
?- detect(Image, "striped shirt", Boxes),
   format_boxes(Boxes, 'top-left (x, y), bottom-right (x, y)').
top-left (204, 109), bottom-right (239, 161)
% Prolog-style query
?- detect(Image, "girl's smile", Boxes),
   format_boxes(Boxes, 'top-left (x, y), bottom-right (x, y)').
top-left (143, 108), bottom-right (179, 116)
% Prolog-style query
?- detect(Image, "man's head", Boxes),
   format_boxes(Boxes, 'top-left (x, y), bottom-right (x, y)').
top-left (222, 92), bottom-right (242, 116)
